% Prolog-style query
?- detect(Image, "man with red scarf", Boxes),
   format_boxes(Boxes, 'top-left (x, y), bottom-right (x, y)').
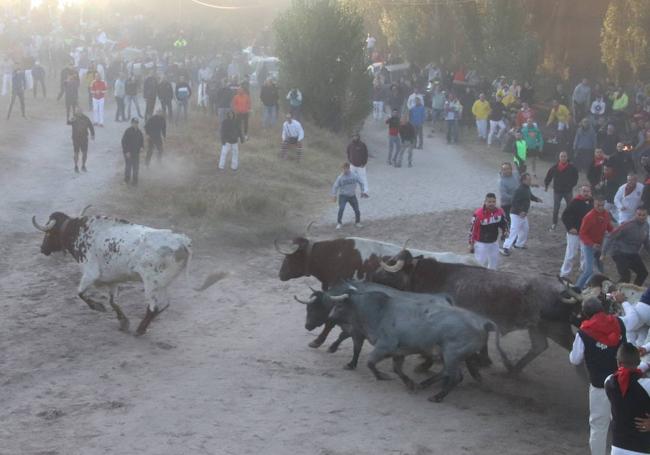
top-left (469, 193), bottom-right (509, 270)
top-left (605, 342), bottom-right (650, 454)
top-left (544, 150), bottom-right (579, 231)
top-left (570, 297), bottom-right (627, 455)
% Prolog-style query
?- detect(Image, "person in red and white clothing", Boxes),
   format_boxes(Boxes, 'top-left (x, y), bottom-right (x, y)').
top-left (90, 72), bottom-right (107, 127)
top-left (469, 193), bottom-right (509, 270)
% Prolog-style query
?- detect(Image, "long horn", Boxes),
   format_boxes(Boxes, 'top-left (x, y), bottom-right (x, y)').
top-left (305, 221), bottom-right (316, 236)
top-left (294, 295), bottom-right (316, 305)
top-left (274, 239), bottom-right (300, 255)
top-left (401, 238), bottom-right (411, 251)
top-left (32, 216), bottom-right (56, 232)
top-left (564, 286), bottom-right (583, 302)
top-left (328, 294), bottom-right (348, 302)
top-left (560, 296), bottom-right (578, 305)
top-left (380, 259), bottom-right (405, 273)
top-left (78, 205), bottom-right (92, 217)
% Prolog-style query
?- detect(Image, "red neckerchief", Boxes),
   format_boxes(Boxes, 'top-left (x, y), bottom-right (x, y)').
top-left (645, 177), bottom-right (650, 185)
top-left (614, 367), bottom-right (642, 397)
top-left (580, 312), bottom-right (621, 347)
top-left (625, 183), bottom-right (636, 196)
top-left (594, 157), bottom-right (606, 167)
top-left (574, 194), bottom-right (590, 202)
top-left (557, 161), bottom-right (570, 172)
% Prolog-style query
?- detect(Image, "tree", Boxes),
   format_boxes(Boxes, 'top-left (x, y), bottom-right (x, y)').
top-left (601, 0), bottom-right (650, 84)
top-left (274, 0), bottom-right (371, 132)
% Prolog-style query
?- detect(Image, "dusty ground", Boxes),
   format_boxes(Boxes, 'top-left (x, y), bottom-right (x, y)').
top-left (0, 94), bottom-right (593, 455)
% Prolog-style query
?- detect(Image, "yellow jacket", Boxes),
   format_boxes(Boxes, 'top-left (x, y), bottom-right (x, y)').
top-left (471, 99), bottom-right (491, 120)
top-left (547, 104), bottom-right (571, 125)
top-left (502, 93), bottom-right (517, 107)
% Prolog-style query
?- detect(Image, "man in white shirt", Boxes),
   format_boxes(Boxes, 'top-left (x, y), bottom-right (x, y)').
top-left (406, 88), bottom-right (424, 111)
top-left (614, 173), bottom-right (644, 224)
top-left (280, 113), bottom-right (305, 161)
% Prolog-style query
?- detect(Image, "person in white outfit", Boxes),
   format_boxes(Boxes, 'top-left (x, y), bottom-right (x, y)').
top-left (614, 173), bottom-right (644, 224)
top-left (570, 298), bottom-right (627, 455)
top-left (559, 185), bottom-right (592, 278)
top-left (406, 89), bottom-right (424, 111)
top-left (90, 73), bottom-right (107, 126)
top-left (500, 173), bottom-right (543, 256)
top-left (219, 111), bottom-right (241, 171)
top-left (615, 289), bottom-right (650, 348)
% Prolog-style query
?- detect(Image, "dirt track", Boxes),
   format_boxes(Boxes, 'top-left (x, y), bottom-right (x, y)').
top-left (0, 98), bottom-right (591, 454)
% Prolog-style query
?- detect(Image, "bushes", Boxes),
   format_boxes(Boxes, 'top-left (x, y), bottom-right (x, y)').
top-left (274, 0), bottom-right (371, 133)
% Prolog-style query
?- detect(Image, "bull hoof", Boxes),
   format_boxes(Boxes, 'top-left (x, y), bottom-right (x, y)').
top-left (406, 381), bottom-right (421, 392)
top-left (375, 372), bottom-right (392, 381)
top-left (327, 344), bottom-right (339, 353)
top-left (428, 393), bottom-right (445, 403)
top-left (92, 302), bottom-right (107, 312)
top-left (343, 363), bottom-right (356, 370)
top-left (477, 356), bottom-right (493, 368)
top-left (134, 329), bottom-right (146, 337)
top-left (309, 339), bottom-right (324, 349)
top-left (119, 319), bottom-right (130, 333)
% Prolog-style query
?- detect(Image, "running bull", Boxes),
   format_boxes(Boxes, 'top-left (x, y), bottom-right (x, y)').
top-left (276, 233), bottom-right (478, 349)
top-left (32, 206), bottom-right (192, 335)
top-left (373, 250), bottom-right (581, 374)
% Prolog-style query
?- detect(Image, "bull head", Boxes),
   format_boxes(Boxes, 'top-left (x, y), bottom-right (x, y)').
top-left (31, 216), bottom-right (56, 232)
top-left (32, 212), bottom-right (71, 256)
top-left (378, 239), bottom-right (411, 273)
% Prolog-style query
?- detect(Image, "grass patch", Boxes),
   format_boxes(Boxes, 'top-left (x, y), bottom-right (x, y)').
top-left (116, 111), bottom-right (345, 246)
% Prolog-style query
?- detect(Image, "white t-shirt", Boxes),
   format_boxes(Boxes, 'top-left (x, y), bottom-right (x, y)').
top-left (366, 36), bottom-right (376, 49)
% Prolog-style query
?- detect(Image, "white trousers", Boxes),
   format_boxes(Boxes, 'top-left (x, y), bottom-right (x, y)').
top-left (373, 101), bottom-right (384, 120)
top-left (1, 73), bottom-right (10, 96)
top-left (488, 119), bottom-right (506, 145)
top-left (219, 143), bottom-right (239, 170)
top-left (588, 385), bottom-right (610, 455)
top-left (350, 165), bottom-right (369, 193)
top-left (92, 98), bottom-right (104, 125)
top-left (476, 119), bottom-right (488, 139)
top-left (503, 214), bottom-right (528, 249)
top-left (618, 208), bottom-right (634, 224)
top-left (560, 233), bottom-right (584, 277)
top-left (474, 241), bottom-right (499, 270)
top-left (621, 301), bottom-right (650, 347)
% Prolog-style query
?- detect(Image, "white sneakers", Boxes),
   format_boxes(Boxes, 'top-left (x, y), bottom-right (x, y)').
top-left (355, 223), bottom-right (363, 228)
top-left (336, 224), bottom-right (342, 230)
top-left (336, 223), bottom-right (363, 230)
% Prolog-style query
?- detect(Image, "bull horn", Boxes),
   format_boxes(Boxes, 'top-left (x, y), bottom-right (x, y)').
top-left (32, 216), bottom-right (56, 232)
top-left (401, 238), bottom-right (411, 251)
top-left (274, 239), bottom-right (300, 255)
top-left (328, 294), bottom-right (348, 302)
top-left (78, 205), bottom-right (92, 217)
top-left (305, 221), bottom-right (316, 236)
top-left (294, 295), bottom-right (315, 305)
top-left (564, 286), bottom-right (583, 302)
top-left (380, 259), bottom-right (405, 273)
top-left (561, 296), bottom-right (578, 305)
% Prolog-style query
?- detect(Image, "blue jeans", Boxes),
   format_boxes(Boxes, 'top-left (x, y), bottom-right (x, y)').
top-left (337, 195), bottom-right (360, 224)
top-left (176, 99), bottom-right (188, 123)
top-left (446, 119), bottom-right (459, 143)
top-left (388, 136), bottom-right (401, 164)
top-left (575, 243), bottom-right (603, 289)
top-left (263, 105), bottom-right (277, 128)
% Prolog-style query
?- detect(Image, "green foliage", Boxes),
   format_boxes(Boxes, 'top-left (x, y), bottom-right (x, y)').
top-left (601, 0), bottom-right (650, 84)
top-left (274, 0), bottom-right (371, 132)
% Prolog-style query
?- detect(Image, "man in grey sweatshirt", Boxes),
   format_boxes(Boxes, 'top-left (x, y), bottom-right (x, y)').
top-left (498, 162), bottom-right (519, 222)
top-left (331, 162), bottom-right (368, 230)
top-left (603, 206), bottom-right (650, 285)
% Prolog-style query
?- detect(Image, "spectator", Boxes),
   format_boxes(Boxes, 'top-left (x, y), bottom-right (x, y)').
top-left (560, 185), bottom-right (592, 279)
top-left (604, 205), bottom-right (649, 286)
top-left (614, 173), bottom-right (644, 224)
top-left (575, 194), bottom-right (614, 289)
top-left (409, 97), bottom-right (426, 149)
top-left (6, 67), bottom-right (26, 119)
top-left (347, 133), bottom-right (369, 194)
top-left (444, 93), bottom-right (462, 144)
top-left (280, 113), bottom-right (304, 160)
top-left (157, 75), bottom-right (174, 120)
top-left (587, 148), bottom-right (607, 188)
top-left (608, 142), bottom-right (635, 187)
top-left (175, 75), bottom-right (192, 124)
top-left (600, 124), bottom-right (620, 157)
top-left (260, 79), bottom-right (279, 128)
top-left (499, 162), bottom-right (519, 224)
top-left (90, 72), bottom-right (107, 127)
top-left (219, 111), bottom-right (241, 171)
top-left (31, 61), bottom-right (46, 98)
top-left (121, 118), bottom-right (144, 187)
top-left (396, 117), bottom-right (416, 168)
top-left (634, 131), bottom-right (650, 173)
top-left (500, 173), bottom-right (543, 256)
top-left (544, 151), bottom-right (579, 231)
top-left (572, 78), bottom-right (591, 122)
top-left (67, 112), bottom-right (95, 173)
top-left (521, 119), bottom-right (544, 179)
top-left (387, 84), bottom-right (404, 114)
top-left (605, 343), bottom-right (650, 455)
top-left (142, 72), bottom-right (158, 120)
top-left (515, 102), bottom-right (536, 128)
top-left (386, 108), bottom-right (401, 166)
top-left (430, 84), bottom-right (445, 131)
top-left (406, 87), bottom-right (424, 111)
top-left (469, 193), bottom-right (509, 270)
top-left (61, 72), bottom-right (79, 122)
top-left (331, 162), bottom-right (366, 230)
top-left (371, 79), bottom-right (384, 121)
top-left (569, 297), bottom-right (626, 455)
top-left (125, 75), bottom-right (143, 120)
top-left (114, 73), bottom-right (126, 122)
top-left (512, 131), bottom-right (528, 175)
top-left (216, 79), bottom-right (233, 123)
top-left (546, 99), bottom-right (572, 137)
top-left (144, 110), bottom-right (166, 165)
top-left (232, 87), bottom-right (251, 142)
top-left (471, 93), bottom-right (491, 141)
top-left (287, 88), bottom-right (303, 120)
top-left (520, 81), bottom-right (535, 105)
top-left (487, 94), bottom-right (506, 146)
top-left (573, 118), bottom-right (598, 172)
top-left (590, 95), bottom-right (607, 123)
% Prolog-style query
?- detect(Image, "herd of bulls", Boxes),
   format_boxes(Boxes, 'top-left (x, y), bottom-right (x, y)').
top-left (30, 209), bottom-right (646, 401)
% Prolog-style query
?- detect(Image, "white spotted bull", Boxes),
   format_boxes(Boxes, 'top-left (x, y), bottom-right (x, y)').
top-left (32, 206), bottom-right (192, 335)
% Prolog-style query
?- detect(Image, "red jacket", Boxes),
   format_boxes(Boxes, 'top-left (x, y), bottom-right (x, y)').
top-left (579, 208), bottom-right (613, 246)
top-left (469, 207), bottom-right (508, 244)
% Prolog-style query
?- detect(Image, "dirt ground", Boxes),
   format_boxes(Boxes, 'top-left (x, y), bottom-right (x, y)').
top-left (0, 94), bottom-right (593, 455)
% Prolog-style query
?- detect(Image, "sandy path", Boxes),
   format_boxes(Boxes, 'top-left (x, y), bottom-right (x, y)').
top-left (0, 104), bottom-right (589, 454)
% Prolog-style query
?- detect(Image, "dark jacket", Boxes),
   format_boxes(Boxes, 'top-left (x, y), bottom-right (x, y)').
top-left (488, 100), bottom-right (505, 121)
top-left (606, 152), bottom-right (634, 186)
top-left (399, 123), bottom-right (416, 142)
top-left (144, 115), bottom-right (166, 140)
top-left (125, 78), bottom-right (139, 97)
top-left (157, 81), bottom-right (174, 102)
top-left (220, 117), bottom-right (241, 144)
top-left (143, 76), bottom-right (158, 100)
top-left (561, 196), bottom-right (593, 232)
top-left (175, 82), bottom-right (192, 101)
top-left (511, 184), bottom-right (542, 215)
top-left (605, 371), bottom-right (650, 453)
top-left (347, 140), bottom-right (368, 167)
top-left (642, 183), bottom-right (650, 211)
top-left (217, 86), bottom-right (233, 108)
top-left (68, 114), bottom-right (95, 142)
top-left (579, 318), bottom-right (626, 388)
top-left (600, 133), bottom-right (619, 157)
top-left (121, 126), bottom-right (144, 154)
top-left (587, 159), bottom-right (605, 187)
top-left (260, 84), bottom-right (279, 107)
top-left (544, 162), bottom-right (579, 193)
